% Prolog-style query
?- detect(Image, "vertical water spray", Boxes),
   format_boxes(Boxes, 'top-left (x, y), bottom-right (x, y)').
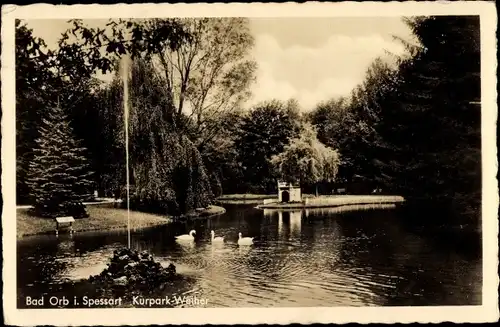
top-left (122, 55), bottom-right (131, 249)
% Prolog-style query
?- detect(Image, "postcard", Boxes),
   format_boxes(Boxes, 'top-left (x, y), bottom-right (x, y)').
top-left (2, 1), bottom-right (498, 325)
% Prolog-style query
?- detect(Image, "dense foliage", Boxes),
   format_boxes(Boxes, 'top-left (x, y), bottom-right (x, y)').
top-left (26, 104), bottom-right (94, 218)
top-left (233, 100), bottom-right (302, 193)
top-left (198, 110), bottom-right (245, 197)
top-left (15, 21), bottom-right (92, 204)
top-left (16, 16), bottom-right (482, 229)
top-left (271, 124), bottom-right (340, 195)
top-left (378, 16), bottom-right (481, 222)
top-left (309, 58), bottom-right (397, 187)
top-left (95, 58), bottom-right (213, 215)
top-left (309, 16), bottom-right (481, 224)
top-left (15, 18), bottom-right (191, 206)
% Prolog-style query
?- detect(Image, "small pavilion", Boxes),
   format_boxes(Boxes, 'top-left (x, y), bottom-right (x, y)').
top-left (277, 181), bottom-right (302, 203)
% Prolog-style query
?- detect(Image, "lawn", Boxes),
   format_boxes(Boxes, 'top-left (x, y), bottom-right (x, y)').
top-left (17, 203), bottom-right (171, 238)
top-left (216, 193), bottom-right (316, 204)
top-left (17, 203), bottom-right (227, 238)
top-left (217, 194), bottom-right (278, 201)
top-left (257, 194), bottom-right (405, 209)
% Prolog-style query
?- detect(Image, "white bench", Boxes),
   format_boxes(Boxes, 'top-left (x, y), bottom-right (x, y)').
top-left (55, 216), bottom-right (75, 235)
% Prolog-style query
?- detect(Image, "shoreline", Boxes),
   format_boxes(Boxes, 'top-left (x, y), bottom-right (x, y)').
top-left (16, 203), bottom-right (226, 239)
top-left (257, 195), bottom-right (405, 209)
top-left (174, 205), bottom-right (227, 220)
top-left (215, 193), bottom-right (315, 205)
top-left (215, 194), bottom-right (277, 204)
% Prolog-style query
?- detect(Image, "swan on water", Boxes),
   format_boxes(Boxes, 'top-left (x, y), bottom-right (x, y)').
top-left (238, 232), bottom-right (254, 245)
top-left (175, 230), bottom-right (196, 241)
top-left (211, 230), bottom-right (224, 243)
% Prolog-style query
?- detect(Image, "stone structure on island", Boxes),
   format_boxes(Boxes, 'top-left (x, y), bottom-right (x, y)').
top-left (277, 181), bottom-right (301, 203)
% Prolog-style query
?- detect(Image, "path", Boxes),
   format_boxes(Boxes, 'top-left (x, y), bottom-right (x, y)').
top-left (16, 198), bottom-right (121, 210)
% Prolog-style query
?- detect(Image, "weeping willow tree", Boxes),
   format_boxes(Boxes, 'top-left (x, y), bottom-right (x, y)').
top-left (271, 124), bottom-right (341, 196)
top-left (101, 57), bottom-right (213, 215)
top-left (130, 58), bottom-right (213, 215)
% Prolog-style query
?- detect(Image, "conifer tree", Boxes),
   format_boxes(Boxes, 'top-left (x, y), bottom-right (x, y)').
top-left (26, 103), bottom-right (94, 218)
top-left (375, 16), bottom-right (481, 222)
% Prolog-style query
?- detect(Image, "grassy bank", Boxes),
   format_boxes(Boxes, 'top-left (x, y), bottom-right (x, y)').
top-left (216, 194), bottom-right (277, 204)
top-left (217, 194), bottom-right (277, 200)
top-left (17, 203), bottom-right (226, 238)
top-left (185, 205), bottom-right (226, 218)
top-left (216, 193), bottom-right (315, 204)
top-left (258, 195), bottom-right (405, 209)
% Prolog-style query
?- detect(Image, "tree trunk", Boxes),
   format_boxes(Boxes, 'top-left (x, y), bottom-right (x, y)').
top-left (315, 184), bottom-right (319, 197)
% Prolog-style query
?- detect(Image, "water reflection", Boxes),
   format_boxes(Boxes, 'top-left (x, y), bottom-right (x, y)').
top-left (263, 209), bottom-right (302, 241)
top-left (56, 235), bottom-right (75, 253)
top-left (304, 203), bottom-right (397, 217)
top-left (17, 204), bottom-right (481, 308)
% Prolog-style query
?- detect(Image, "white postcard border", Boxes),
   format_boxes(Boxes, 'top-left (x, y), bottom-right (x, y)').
top-left (2, 1), bottom-right (498, 325)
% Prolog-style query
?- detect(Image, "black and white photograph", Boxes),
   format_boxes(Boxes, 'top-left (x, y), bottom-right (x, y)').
top-left (2, 2), bottom-right (498, 325)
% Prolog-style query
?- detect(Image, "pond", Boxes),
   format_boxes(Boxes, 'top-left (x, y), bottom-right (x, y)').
top-left (17, 203), bottom-right (482, 308)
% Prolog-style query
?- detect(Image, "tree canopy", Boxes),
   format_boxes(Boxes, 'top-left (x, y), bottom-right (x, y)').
top-left (234, 100), bottom-right (302, 193)
top-left (271, 124), bottom-right (340, 194)
top-left (377, 16), bottom-right (481, 221)
top-left (308, 16), bottom-right (481, 224)
top-left (16, 16), bottom-right (482, 228)
top-left (15, 18), bottom-right (193, 204)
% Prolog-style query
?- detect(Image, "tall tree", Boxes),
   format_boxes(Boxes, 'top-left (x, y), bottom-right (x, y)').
top-left (348, 58), bottom-right (398, 185)
top-left (26, 104), bottom-right (94, 218)
top-left (308, 96), bottom-right (355, 183)
top-left (90, 71), bottom-right (127, 197)
top-left (16, 21), bottom-right (56, 203)
top-left (198, 110), bottom-right (245, 196)
top-left (234, 100), bottom-right (302, 193)
top-left (122, 58), bottom-right (213, 215)
top-left (144, 18), bottom-right (257, 148)
top-left (375, 16), bottom-right (481, 223)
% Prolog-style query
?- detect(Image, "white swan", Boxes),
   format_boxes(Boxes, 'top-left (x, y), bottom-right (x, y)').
top-left (238, 232), bottom-right (254, 245)
top-left (211, 230), bottom-right (224, 243)
top-left (175, 230), bottom-right (196, 241)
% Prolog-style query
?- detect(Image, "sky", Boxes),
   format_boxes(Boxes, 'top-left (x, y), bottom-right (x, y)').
top-left (25, 17), bottom-right (413, 111)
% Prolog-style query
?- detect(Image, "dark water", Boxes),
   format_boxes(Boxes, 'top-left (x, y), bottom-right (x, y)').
top-left (17, 204), bottom-right (482, 308)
